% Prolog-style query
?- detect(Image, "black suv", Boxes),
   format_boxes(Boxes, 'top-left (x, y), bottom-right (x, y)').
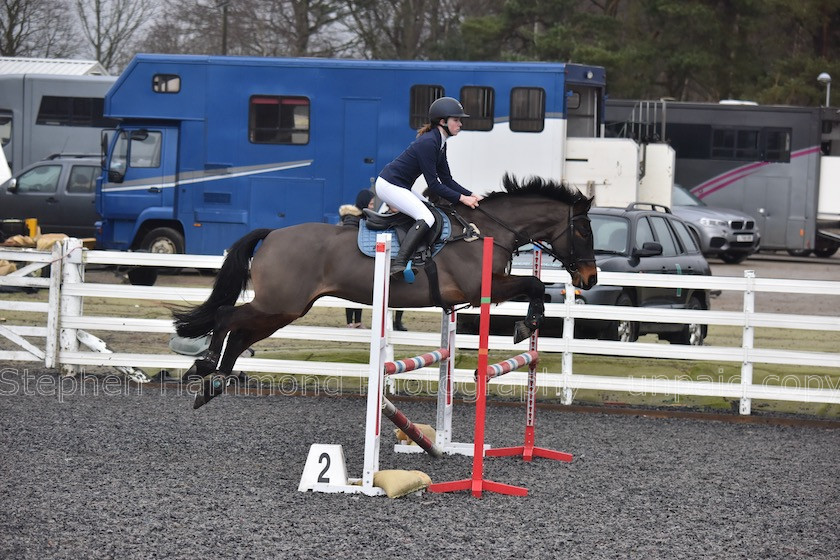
top-left (0, 154), bottom-right (100, 239)
top-left (458, 203), bottom-right (712, 345)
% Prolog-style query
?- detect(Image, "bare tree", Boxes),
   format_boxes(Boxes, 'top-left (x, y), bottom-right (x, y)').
top-left (74, 0), bottom-right (155, 72)
top-left (136, 1), bottom-right (353, 59)
top-left (1, 0), bottom-right (79, 57)
top-left (344, 0), bottom-right (473, 60)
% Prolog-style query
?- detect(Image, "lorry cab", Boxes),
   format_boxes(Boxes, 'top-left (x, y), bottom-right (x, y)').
top-left (98, 126), bottom-right (180, 252)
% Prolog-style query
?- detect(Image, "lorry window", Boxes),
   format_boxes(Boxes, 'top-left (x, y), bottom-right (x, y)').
top-left (409, 84), bottom-right (444, 129)
top-left (0, 115), bottom-right (10, 147)
top-left (510, 87), bottom-right (545, 132)
top-left (104, 131), bottom-right (128, 185)
top-left (36, 96), bottom-right (116, 127)
top-left (67, 165), bottom-right (98, 193)
top-left (460, 86), bottom-right (494, 131)
top-left (249, 95), bottom-right (310, 144)
top-left (17, 164), bottom-right (61, 193)
top-left (152, 74), bottom-right (181, 93)
top-left (129, 131), bottom-right (162, 168)
top-left (764, 129), bottom-right (791, 162)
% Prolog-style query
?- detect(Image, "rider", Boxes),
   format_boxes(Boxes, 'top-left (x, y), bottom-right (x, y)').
top-left (376, 96), bottom-right (482, 277)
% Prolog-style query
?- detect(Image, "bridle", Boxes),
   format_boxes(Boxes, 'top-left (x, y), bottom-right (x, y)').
top-left (473, 204), bottom-right (595, 277)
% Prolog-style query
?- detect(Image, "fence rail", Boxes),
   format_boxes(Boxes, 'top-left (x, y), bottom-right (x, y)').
top-left (1, 239), bottom-right (839, 414)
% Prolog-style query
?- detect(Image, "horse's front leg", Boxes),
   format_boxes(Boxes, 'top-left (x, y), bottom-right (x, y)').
top-left (490, 275), bottom-right (546, 343)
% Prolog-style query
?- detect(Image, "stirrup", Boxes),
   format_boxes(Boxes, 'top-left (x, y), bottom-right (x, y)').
top-left (390, 262), bottom-right (415, 283)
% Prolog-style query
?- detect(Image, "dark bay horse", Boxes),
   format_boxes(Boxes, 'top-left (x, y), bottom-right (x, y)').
top-left (173, 174), bottom-right (597, 408)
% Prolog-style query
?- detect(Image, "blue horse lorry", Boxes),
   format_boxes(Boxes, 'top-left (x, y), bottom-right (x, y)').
top-left (96, 54), bottom-right (671, 256)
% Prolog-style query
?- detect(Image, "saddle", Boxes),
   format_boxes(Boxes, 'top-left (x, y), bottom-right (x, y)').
top-left (356, 204), bottom-right (451, 262)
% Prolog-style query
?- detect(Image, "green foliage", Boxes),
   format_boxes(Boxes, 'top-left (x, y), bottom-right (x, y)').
top-left (458, 0), bottom-right (840, 104)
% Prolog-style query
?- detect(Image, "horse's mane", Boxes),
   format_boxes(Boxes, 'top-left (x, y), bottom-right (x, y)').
top-left (481, 173), bottom-right (587, 205)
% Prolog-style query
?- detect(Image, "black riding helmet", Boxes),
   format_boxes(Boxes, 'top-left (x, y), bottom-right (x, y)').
top-left (429, 97), bottom-right (469, 123)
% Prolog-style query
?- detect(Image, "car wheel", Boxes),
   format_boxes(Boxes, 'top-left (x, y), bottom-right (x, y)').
top-left (672, 296), bottom-right (704, 346)
top-left (719, 251), bottom-right (748, 264)
top-left (813, 246), bottom-right (839, 258)
top-left (606, 292), bottom-right (638, 342)
top-left (787, 249), bottom-right (811, 257)
top-left (139, 227), bottom-right (185, 254)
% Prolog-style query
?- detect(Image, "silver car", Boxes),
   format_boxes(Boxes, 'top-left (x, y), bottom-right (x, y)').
top-left (671, 184), bottom-right (760, 264)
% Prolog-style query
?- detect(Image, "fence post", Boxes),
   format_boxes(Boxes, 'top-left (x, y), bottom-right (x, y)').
top-left (561, 278), bottom-right (575, 405)
top-left (57, 238), bottom-right (84, 377)
top-left (739, 270), bottom-right (755, 415)
top-left (44, 242), bottom-right (65, 369)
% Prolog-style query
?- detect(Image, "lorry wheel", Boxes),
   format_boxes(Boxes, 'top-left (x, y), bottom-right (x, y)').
top-left (139, 227), bottom-right (185, 254)
top-left (127, 267), bottom-right (158, 286)
top-left (787, 249), bottom-right (812, 257)
top-left (813, 246), bottom-right (838, 258)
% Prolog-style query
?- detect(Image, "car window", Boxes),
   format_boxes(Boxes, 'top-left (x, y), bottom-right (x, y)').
top-left (17, 164), bottom-right (61, 194)
top-left (672, 219), bottom-right (700, 253)
top-left (591, 215), bottom-right (629, 253)
top-left (67, 165), bottom-right (98, 193)
top-left (650, 216), bottom-right (679, 257)
top-left (634, 216), bottom-right (655, 249)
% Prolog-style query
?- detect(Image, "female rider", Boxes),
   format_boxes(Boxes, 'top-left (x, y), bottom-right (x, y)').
top-left (376, 97), bottom-right (481, 277)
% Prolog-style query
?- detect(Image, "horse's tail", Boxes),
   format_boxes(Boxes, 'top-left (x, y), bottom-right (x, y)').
top-left (172, 228), bottom-right (273, 338)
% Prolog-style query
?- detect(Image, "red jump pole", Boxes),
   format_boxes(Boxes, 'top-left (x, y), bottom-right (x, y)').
top-left (428, 236), bottom-right (528, 498)
top-left (485, 246), bottom-right (573, 463)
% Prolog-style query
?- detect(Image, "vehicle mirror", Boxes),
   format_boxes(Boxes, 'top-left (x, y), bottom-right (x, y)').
top-left (633, 241), bottom-right (663, 257)
top-left (108, 169), bottom-right (124, 183)
top-left (6, 177), bottom-right (17, 193)
top-left (130, 129), bottom-right (149, 141)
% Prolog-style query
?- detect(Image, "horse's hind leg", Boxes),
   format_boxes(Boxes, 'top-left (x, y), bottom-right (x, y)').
top-left (182, 305), bottom-right (236, 382)
top-left (193, 305), bottom-right (297, 409)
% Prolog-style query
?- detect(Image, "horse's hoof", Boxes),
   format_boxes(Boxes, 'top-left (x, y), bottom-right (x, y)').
top-left (193, 374), bottom-right (227, 409)
top-left (513, 320), bottom-right (533, 344)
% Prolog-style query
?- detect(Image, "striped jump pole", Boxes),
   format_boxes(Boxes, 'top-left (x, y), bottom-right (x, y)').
top-left (485, 247), bottom-right (573, 463)
top-left (382, 397), bottom-right (443, 458)
top-left (428, 236), bottom-right (528, 498)
top-left (483, 350), bottom-right (539, 380)
top-left (384, 349), bottom-right (449, 375)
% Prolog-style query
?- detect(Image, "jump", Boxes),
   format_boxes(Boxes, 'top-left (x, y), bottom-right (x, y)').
top-left (172, 174), bottom-right (598, 408)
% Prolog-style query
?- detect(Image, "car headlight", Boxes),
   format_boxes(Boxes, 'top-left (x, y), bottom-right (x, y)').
top-left (699, 217), bottom-right (728, 227)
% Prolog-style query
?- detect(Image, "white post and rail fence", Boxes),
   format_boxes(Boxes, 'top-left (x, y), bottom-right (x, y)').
top-left (1, 238), bottom-right (839, 415)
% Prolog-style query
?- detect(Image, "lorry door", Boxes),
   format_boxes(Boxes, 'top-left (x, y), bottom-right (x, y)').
top-left (744, 175), bottom-right (792, 249)
top-left (341, 98), bottom-right (379, 207)
top-left (100, 127), bottom-right (177, 243)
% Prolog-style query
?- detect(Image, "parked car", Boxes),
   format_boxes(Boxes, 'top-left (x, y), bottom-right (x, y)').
top-left (457, 203), bottom-right (712, 345)
top-left (670, 184), bottom-right (760, 264)
top-left (0, 154), bottom-right (100, 239)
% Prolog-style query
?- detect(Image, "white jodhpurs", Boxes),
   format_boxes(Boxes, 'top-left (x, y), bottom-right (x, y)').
top-left (374, 177), bottom-right (435, 228)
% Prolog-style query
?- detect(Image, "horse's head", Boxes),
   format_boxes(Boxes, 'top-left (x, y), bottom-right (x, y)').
top-left (549, 195), bottom-right (597, 290)
top-left (488, 174), bottom-right (598, 290)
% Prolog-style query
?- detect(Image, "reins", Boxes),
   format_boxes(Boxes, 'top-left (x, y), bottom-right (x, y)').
top-left (468, 205), bottom-right (589, 277)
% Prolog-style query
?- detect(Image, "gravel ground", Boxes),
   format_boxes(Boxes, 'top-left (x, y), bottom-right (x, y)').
top-left (1, 371), bottom-right (838, 560)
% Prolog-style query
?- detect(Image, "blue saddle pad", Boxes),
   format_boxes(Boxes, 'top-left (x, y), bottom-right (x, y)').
top-left (357, 208), bottom-right (451, 258)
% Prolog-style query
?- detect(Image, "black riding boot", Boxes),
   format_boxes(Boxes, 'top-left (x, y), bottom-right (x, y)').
top-left (390, 220), bottom-right (430, 277)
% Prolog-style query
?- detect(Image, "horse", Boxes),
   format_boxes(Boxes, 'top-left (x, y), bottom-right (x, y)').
top-left (173, 174), bottom-right (598, 408)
